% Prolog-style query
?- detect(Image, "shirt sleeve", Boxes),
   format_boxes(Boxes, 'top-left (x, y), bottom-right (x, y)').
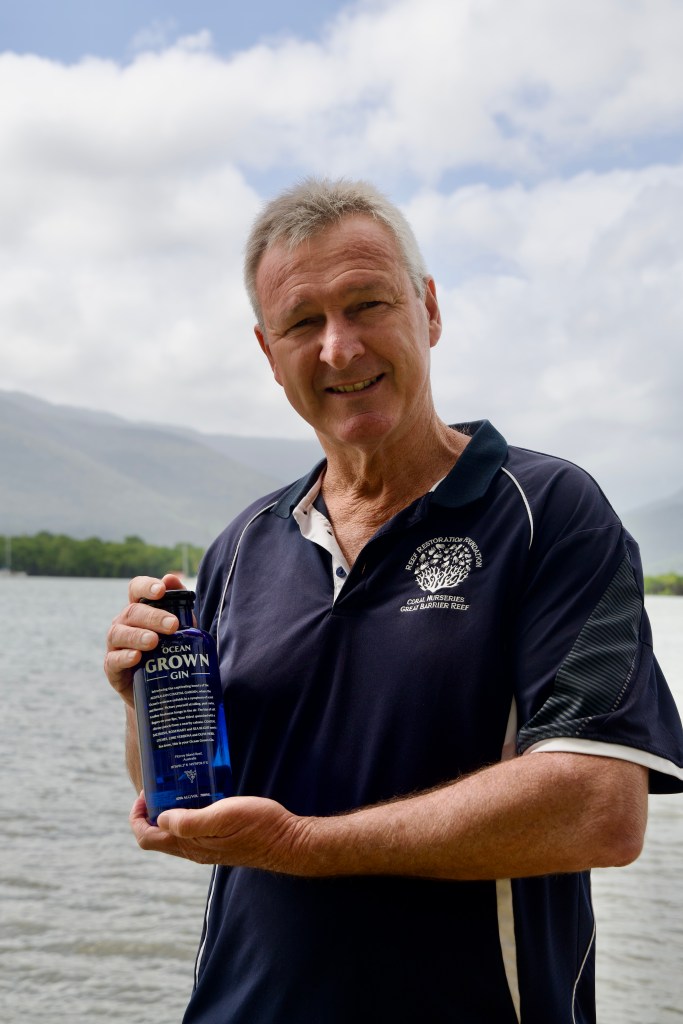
top-left (512, 465), bottom-right (683, 794)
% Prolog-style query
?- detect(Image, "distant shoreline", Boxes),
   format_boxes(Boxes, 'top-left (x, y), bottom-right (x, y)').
top-left (644, 574), bottom-right (683, 596)
top-left (1, 532), bottom-right (681, 594)
top-left (1, 532), bottom-right (204, 579)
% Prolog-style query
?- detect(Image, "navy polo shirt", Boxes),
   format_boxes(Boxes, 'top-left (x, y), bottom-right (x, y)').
top-left (186, 420), bottom-right (683, 1024)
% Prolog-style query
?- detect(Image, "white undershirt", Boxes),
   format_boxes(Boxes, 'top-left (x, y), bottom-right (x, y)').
top-left (291, 470), bottom-right (450, 602)
top-left (292, 473), bottom-right (350, 601)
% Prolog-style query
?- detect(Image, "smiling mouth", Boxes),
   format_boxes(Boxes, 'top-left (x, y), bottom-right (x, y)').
top-left (327, 375), bottom-right (382, 394)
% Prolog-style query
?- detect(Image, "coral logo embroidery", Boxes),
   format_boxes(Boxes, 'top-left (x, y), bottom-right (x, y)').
top-left (402, 537), bottom-right (482, 613)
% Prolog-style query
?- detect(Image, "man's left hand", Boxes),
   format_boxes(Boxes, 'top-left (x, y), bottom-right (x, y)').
top-left (129, 792), bottom-right (311, 873)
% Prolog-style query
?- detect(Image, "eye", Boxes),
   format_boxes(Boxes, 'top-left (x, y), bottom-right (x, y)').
top-left (355, 300), bottom-right (385, 314)
top-left (286, 316), bottom-right (319, 335)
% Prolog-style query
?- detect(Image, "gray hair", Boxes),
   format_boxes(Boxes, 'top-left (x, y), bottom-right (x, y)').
top-left (244, 177), bottom-right (429, 327)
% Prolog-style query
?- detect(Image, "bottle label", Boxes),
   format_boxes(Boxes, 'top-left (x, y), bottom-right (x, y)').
top-left (146, 678), bottom-right (216, 751)
top-left (134, 628), bottom-right (232, 822)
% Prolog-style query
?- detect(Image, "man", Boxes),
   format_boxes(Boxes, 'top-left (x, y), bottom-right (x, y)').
top-left (105, 178), bottom-right (683, 1023)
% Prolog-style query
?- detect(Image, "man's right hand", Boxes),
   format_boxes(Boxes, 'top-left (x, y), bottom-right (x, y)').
top-left (104, 573), bottom-right (186, 707)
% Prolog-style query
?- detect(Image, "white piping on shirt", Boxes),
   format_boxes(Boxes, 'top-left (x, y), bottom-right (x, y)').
top-left (528, 736), bottom-right (683, 782)
top-left (215, 501), bottom-right (277, 657)
top-left (496, 696), bottom-right (521, 1020)
top-left (496, 878), bottom-right (521, 1022)
top-left (194, 500), bottom-right (276, 987)
top-left (501, 696), bottom-right (518, 763)
top-left (573, 920), bottom-right (596, 1024)
top-left (501, 467), bottom-right (534, 549)
top-left (194, 866), bottom-right (218, 989)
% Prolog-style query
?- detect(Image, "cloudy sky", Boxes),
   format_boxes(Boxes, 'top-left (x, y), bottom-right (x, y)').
top-left (2, 0), bottom-right (682, 513)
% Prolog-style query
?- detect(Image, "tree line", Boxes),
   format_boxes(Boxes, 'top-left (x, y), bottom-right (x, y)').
top-left (2, 532), bottom-right (682, 591)
top-left (643, 574), bottom-right (683, 596)
top-left (2, 532), bottom-right (204, 578)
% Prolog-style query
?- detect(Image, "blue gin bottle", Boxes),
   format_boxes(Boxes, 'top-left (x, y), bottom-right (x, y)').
top-left (133, 590), bottom-right (232, 824)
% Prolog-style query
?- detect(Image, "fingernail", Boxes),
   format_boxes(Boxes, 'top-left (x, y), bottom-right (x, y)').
top-left (162, 616), bottom-right (177, 631)
top-left (141, 630), bottom-right (157, 646)
top-left (150, 583), bottom-right (164, 596)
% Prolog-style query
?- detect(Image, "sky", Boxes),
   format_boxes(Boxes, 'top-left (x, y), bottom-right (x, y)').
top-left (1, 0), bottom-right (682, 513)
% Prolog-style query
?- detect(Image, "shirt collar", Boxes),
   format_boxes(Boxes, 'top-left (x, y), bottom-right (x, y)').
top-left (432, 420), bottom-right (508, 508)
top-left (272, 420), bottom-right (507, 519)
top-left (273, 459), bottom-right (327, 518)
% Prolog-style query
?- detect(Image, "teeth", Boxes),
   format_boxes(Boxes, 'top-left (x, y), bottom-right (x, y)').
top-left (330, 376), bottom-right (379, 394)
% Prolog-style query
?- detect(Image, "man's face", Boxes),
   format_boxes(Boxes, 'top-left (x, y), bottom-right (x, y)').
top-left (254, 215), bottom-right (442, 453)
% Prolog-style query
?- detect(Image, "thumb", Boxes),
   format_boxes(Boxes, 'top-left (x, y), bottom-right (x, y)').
top-left (156, 805), bottom-right (218, 837)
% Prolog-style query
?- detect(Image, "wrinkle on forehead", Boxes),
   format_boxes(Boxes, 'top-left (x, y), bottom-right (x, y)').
top-left (256, 218), bottom-right (404, 302)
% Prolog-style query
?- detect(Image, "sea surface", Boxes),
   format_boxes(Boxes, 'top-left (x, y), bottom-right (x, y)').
top-left (0, 578), bottom-right (681, 1023)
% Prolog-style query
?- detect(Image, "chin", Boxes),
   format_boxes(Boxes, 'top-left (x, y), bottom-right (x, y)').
top-left (321, 412), bottom-right (398, 449)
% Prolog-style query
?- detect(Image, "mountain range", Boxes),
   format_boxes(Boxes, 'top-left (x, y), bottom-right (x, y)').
top-left (0, 389), bottom-right (680, 573)
top-left (0, 390), bottom-right (322, 548)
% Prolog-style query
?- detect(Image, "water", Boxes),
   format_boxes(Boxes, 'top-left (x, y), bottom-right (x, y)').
top-left (0, 579), bottom-right (681, 1023)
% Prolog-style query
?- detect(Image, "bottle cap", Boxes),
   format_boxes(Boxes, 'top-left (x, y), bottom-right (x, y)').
top-left (140, 590), bottom-right (196, 612)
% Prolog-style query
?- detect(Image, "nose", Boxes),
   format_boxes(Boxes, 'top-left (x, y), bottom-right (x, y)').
top-left (319, 316), bottom-right (365, 369)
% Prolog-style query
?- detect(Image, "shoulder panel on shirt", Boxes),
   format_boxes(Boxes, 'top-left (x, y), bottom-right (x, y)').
top-left (518, 556), bottom-right (641, 742)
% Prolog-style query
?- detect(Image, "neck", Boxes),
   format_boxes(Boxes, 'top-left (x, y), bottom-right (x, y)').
top-left (319, 416), bottom-right (470, 519)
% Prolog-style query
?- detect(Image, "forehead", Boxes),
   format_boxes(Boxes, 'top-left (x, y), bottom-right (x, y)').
top-left (255, 216), bottom-right (405, 311)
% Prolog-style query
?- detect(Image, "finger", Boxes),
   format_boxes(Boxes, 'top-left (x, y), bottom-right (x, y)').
top-left (103, 628), bottom-right (157, 704)
top-left (106, 619), bottom-right (161, 654)
top-left (160, 573), bottom-right (187, 592)
top-left (104, 599), bottom-right (180, 707)
top-left (106, 606), bottom-right (179, 654)
top-left (107, 575), bottom-right (188, 655)
top-left (129, 794), bottom-right (175, 849)
top-left (129, 795), bottom-right (210, 861)
top-left (156, 803), bottom-right (224, 838)
top-left (103, 647), bottom-right (142, 698)
top-left (128, 574), bottom-right (187, 603)
top-left (130, 790), bottom-right (149, 820)
top-left (128, 575), bottom-right (166, 603)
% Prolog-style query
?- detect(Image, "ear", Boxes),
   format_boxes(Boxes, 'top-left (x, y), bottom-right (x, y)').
top-left (424, 278), bottom-right (442, 349)
top-left (254, 325), bottom-right (283, 386)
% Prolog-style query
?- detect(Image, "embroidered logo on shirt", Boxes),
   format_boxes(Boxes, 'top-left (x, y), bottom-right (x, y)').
top-left (401, 537), bottom-right (482, 613)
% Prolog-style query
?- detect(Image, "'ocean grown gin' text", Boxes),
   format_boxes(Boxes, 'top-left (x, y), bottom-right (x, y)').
top-left (133, 589), bottom-right (232, 824)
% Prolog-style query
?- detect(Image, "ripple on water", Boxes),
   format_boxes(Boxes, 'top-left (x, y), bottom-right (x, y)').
top-left (1, 582), bottom-right (681, 1024)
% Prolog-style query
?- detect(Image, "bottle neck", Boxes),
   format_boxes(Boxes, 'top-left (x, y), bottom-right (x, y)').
top-left (141, 591), bottom-right (196, 628)
top-left (174, 605), bottom-right (194, 630)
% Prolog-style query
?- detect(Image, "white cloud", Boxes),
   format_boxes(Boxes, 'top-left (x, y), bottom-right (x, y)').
top-left (3, 0), bottom-right (682, 182)
top-left (128, 19), bottom-right (183, 55)
top-left (0, 0), bottom-right (681, 508)
top-left (414, 165), bottom-right (683, 508)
